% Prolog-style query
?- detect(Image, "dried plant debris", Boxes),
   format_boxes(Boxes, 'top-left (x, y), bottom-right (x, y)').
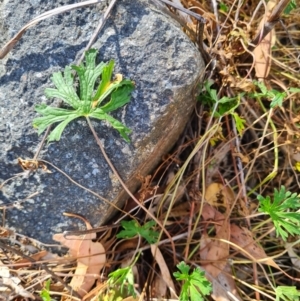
top-left (2, 0), bottom-right (300, 300)
top-left (17, 158), bottom-right (51, 173)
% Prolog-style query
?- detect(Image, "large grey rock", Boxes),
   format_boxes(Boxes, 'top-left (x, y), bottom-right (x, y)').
top-left (0, 0), bottom-right (204, 243)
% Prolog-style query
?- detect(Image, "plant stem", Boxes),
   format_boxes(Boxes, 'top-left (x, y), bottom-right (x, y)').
top-left (85, 117), bottom-right (176, 262)
top-left (247, 99), bottom-right (278, 196)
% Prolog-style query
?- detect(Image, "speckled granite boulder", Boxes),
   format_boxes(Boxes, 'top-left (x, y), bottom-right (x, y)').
top-left (0, 0), bottom-right (204, 242)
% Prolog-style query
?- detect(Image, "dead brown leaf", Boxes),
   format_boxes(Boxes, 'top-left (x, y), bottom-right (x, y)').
top-left (205, 183), bottom-right (235, 214)
top-left (18, 157), bottom-right (51, 173)
top-left (230, 223), bottom-right (279, 269)
top-left (200, 204), bottom-right (230, 278)
top-left (253, 0), bottom-right (276, 79)
top-left (209, 264), bottom-right (243, 301)
top-left (14, 250), bottom-right (49, 268)
top-left (53, 215), bottom-right (106, 297)
top-left (200, 228), bottom-right (230, 278)
top-left (151, 245), bottom-right (176, 298)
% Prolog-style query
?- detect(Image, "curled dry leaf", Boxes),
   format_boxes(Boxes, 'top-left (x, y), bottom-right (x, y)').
top-left (151, 244), bottom-right (176, 298)
top-left (53, 216), bottom-right (106, 297)
top-left (232, 150), bottom-right (250, 164)
top-left (253, 0), bottom-right (276, 79)
top-left (14, 250), bottom-right (49, 269)
top-left (18, 157), bottom-right (51, 173)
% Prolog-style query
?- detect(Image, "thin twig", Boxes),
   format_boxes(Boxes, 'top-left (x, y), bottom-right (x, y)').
top-left (151, 0), bottom-right (210, 64)
top-left (247, 0), bottom-right (290, 51)
top-left (156, 0), bottom-right (205, 22)
top-left (79, 0), bottom-right (118, 63)
top-left (0, 240), bottom-right (81, 299)
top-left (85, 116), bottom-right (177, 263)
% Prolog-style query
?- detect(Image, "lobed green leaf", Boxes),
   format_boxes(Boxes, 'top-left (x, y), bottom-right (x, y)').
top-left (71, 49), bottom-right (106, 111)
top-left (101, 82), bottom-right (134, 113)
top-left (116, 220), bottom-right (158, 244)
top-left (45, 66), bottom-right (81, 109)
top-left (34, 49), bottom-right (134, 142)
top-left (258, 186), bottom-right (300, 240)
top-left (90, 110), bottom-right (131, 142)
top-left (174, 262), bottom-right (212, 301)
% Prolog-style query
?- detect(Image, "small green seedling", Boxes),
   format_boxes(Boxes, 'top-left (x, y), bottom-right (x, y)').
top-left (107, 221), bottom-right (158, 297)
top-left (275, 286), bottom-right (300, 301)
top-left (284, 0), bottom-right (296, 14)
top-left (116, 220), bottom-right (159, 244)
top-left (108, 255), bottom-right (139, 298)
top-left (173, 262), bottom-right (212, 301)
top-left (33, 49), bottom-right (134, 142)
top-left (40, 279), bottom-right (54, 301)
top-left (252, 81), bottom-right (300, 108)
top-left (219, 2), bottom-right (228, 12)
top-left (108, 266), bottom-right (136, 297)
top-left (200, 80), bottom-right (246, 136)
top-left (258, 186), bottom-right (300, 240)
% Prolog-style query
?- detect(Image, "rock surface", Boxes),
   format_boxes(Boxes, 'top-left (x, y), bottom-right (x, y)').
top-left (0, 0), bottom-right (204, 243)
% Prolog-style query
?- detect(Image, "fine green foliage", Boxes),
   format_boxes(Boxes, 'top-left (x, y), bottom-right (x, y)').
top-left (200, 81), bottom-right (246, 136)
top-left (257, 186), bottom-right (300, 240)
top-left (40, 279), bottom-right (54, 301)
top-left (108, 265), bottom-right (136, 298)
top-left (284, 0), bottom-right (296, 14)
top-left (219, 2), bottom-right (228, 12)
top-left (231, 111), bottom-right (246, 135)
top-left (116, 220), bottom-right (159, 244)
top-left (253, 81), bottom-right (300, 108)
top-left (33, 49), bottom-right (134, 142)
top-left (275, 286), bottom-right (300, 301)
top-left (173, 262), bottom-right (212, 301)
top-left (99, 289), bottom-right (123, 301)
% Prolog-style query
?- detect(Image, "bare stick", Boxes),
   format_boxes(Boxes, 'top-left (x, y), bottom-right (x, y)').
top-left (155, 0), bottom-right (205, 22)
top-left (248, 0), bottom-right (290, 51)
top-left (0, 240), bottom-right (81, 298)
top-left (79, 0), bottom-right (118, 63)
top-left (85, 116), bottom-right (177, 263)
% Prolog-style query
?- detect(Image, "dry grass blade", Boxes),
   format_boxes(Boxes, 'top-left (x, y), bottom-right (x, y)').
top-left (3, 0), bottom-right (300, 299)
top-left (150, 245), bottom-right (177, 298)
top-left (0, 261), bottom-right (35, 299)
